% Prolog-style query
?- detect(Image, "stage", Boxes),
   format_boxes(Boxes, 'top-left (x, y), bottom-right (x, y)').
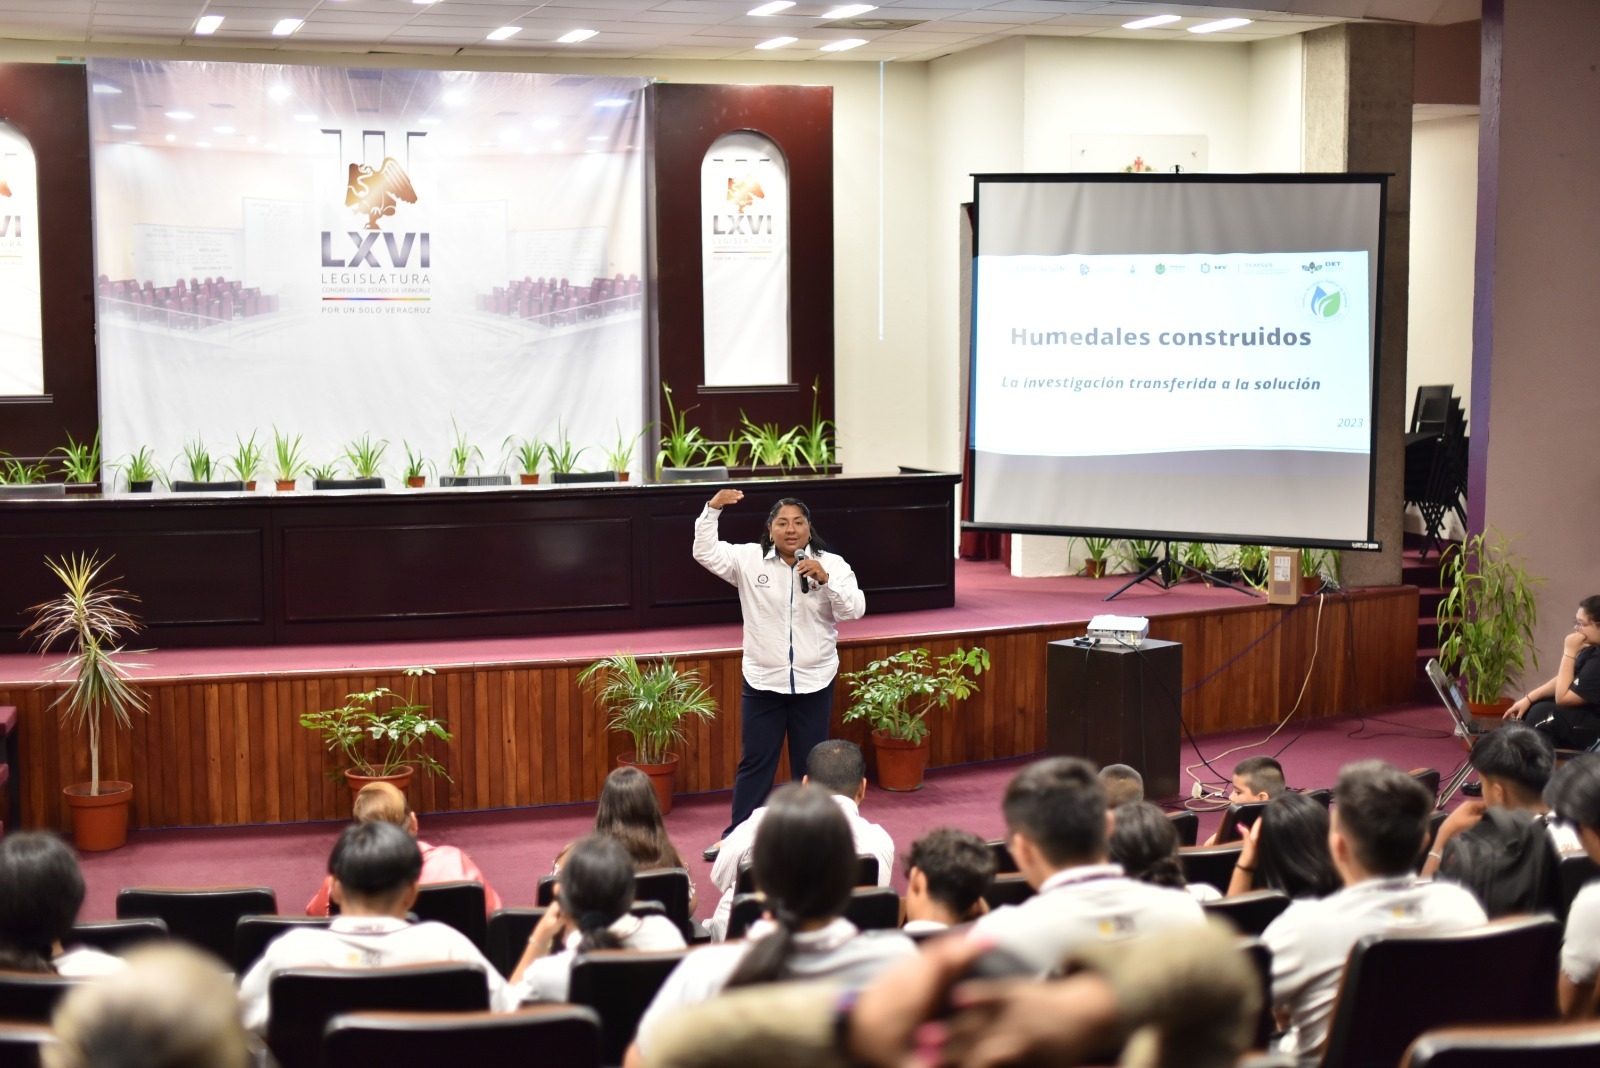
top-left (0, 560), bottom-right (1418, 833)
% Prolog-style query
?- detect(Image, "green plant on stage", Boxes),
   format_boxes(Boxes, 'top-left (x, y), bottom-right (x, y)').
top-left (118, 446), bottom-right (160, 488)
top-left (342, 434), bottom-right (387, 480)
top-left (271, 428), bottom-right (307, 483)
top-left (402, 442), bottom-right (434, 483)
top-left (1076, 536), bottom-right (1114, 576)
top-left (579, 653), bottom-right (717, 766)
top-left (227, 431), bottom-right (264, 484)
top-left (1437, 529), bottom-right (1544, 705)
top-left (446, 418), bottom-right (482, 478)
top-left (54, 430), bottom-right (102, 484)
top-left (1300, 548), bottom-right (1342, 589)
top-left (841, 646), bottom-right (990, 744)
top-left (502, 435), bottom-right (546, 478)
top-left (1, 456), bottom-right (51, 484)
top-left (794, 378), bottom-right (837, 471)
top-left (22, 553), bottom-right (148, 796)
top-left (547, 424), bottom-right (587, 475)
top-left (739, 412), bottom-right (799, 471)
top-left (298, 666), bottom-right (452, 780)
top-left (706, 437), bottom-right (744, 469)
top-left (1113, 539), bottom-right (1163, 572)
top-left (655, 383), bottom-right (708, 476)
top-left (308, 460), bottom-right (342, 481)
top-left (1234, 544), bottom-right (1269, 589)
top-left (602, 423), bottom-right (645, 475)
top-left (1180, 542), bottom-right (1217, 575)
top-left (178, 438), bottom-right (215, 482)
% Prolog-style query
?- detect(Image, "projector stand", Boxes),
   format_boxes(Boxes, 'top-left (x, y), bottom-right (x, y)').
top-left (1103, 543), bottom-right (1260, 602)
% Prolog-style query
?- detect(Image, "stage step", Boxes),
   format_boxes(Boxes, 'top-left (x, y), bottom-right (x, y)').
top-left (1407, 536), bottom-right (1460, 687)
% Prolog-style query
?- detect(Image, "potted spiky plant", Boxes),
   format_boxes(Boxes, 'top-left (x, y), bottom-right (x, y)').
top-left (272, 428), bottom-right (306, 491)
top-left (227, 431), bottom-right (264, 492)
top-left (655, 383), bottom-right (716, 481)
top-left (1077, 536), bottom-right (1114, 578)
top-left (118, 446), bottom-right (160, 493)
top-left (578, 653), bottom-right (717, 814)
top-left (54, 430), bottom-right (102, 494)
top-left (172, 437), bottom-right (243, 492)
top-left (841, 646), bottom-right (989, 791)
top-left (402, 442), bottom-right (434, 488)
top-left (22, 554), bottom-right (148, 850)
top-left (504, 435), bottom-right (546, 485)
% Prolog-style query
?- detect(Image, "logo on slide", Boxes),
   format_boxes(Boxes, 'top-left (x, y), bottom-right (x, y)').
top-left (1304, 281), bottom-right (1348, 322)
top-left (343, 158), bottom-right (419, 231)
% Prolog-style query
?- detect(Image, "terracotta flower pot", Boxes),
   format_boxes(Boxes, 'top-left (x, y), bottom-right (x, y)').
top-left (617, 472), bottom-right (630, 482)
top-left (1467, 697), bottom-right (1515, 718)
top-left (407, 476), bottom-right (427, 488)
top-left (64, 781), bottom-right (134, 852)
top-left (245, 480), bottom-right (257, 492)
top-left (1302, 575), bottom-right (1322, 595)
top-left (1081, 559), bottom-right (1106, 578)
top-left (871, 731), bottom-right (929, 791)
top-left (344, 767), bottom-right (414, 795)
top-left (275, 479), bottom-right (296, 492)
top-left (519, 473), bottom-right (540, 485)
top-left (618, 753), bottom-right (678, 814)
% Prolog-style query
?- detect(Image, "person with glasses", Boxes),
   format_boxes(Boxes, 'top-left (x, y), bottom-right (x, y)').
top-left (1506, 595), bottom-right (1600, 749)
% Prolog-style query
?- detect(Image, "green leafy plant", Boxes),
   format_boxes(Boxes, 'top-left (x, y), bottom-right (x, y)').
top-left (342, 434), bottom-right (387, 479)
top-left (118, 446), bottom-right (160, 488)
top-left (1234, 544), bottom-right (1269, 589)
top-left (547, 424), bottom-right (587, 475)
top-left (22, 554), bottom-right (148, 795)
top-left (1438, 529), bottom-right (1545, 705)
top-left (1180, 542), bottom-right (1216, 574)
top-left (54, 430), bottom-right (102, 484)
top-left (298, 667), bottom-right (452, 780)
top-left (1301, 548), bottom-right (1341, 586)
top-left (1114, 539), bottom-right (1163, 572)
top-left (402, 442), bottom-right (434, 482)
top-left (602, 424), bottom-right (645, 474)
top-left (272, 428), bottom-right (307, 482)
top-left (447, 419), bottom-right (482, 477)
top-left (739, 412), bottom-right (799, 470)
top-left (227, 431), bottom-right (264, 484)
top-left (655, 383), bottom-right (708, 476)
top-left (578, 653), bottom-right (718, 766)
top-left (1, 457), bottom-right (50, 484)
top-left (794, 378), bottom-right (837, 471)
top-left (707, 437), bottom-right (744, 469)
top-left (178, 438), bottom-right (215, 482)
top-left (308, 460), bottom-right (342, 480)
top-left (1076, 536), bottom-right (1114, 576)
top-left (504, 435), bottom-right (547, 476)
top-left (841, 646), bottom-right (990, 744)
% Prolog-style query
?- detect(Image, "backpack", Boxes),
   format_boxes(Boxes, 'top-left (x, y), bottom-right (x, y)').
top-left (1438, 807), bottom-right (1560, 918)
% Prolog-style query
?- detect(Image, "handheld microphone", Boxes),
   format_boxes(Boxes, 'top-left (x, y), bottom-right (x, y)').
top-left (795, 546), bottom-right (812, 593)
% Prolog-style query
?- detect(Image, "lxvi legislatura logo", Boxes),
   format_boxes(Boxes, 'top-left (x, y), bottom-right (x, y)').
top-left (320, 154), bottom-right (431, 312)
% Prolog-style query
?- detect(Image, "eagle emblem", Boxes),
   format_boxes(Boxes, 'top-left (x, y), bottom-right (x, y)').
top-left (344, 157), bottom-right (417, 231)
top-left (726, 173), bottom-right (764, 215)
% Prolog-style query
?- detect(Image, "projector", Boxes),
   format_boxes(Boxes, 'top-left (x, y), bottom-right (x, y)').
top-left (1086, 615), bottom-right (1151, 647)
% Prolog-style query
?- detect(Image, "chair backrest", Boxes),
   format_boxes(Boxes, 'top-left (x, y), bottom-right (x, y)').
top-left (1410, 767), bottom-right (1442, 801)
top-left (1402, 1020), bottom-right (1600, 1067)
top-left (116, 885), bottom-right (277, 964)
top-left (233, 915), bottom-right (333, 976)
top-left (1415, 810), bottom-right (1451, 873)
top-left (68, 917), bottom-right (170, 956)
top-left (1319, 916), bottom-right (1563, 1068)
top-left (567, 949), bottom-right (689, 1067)
top-left (0, 1021), bottom-right (53, 1068)
top-left (0, 972), bottom-right (80, 1024)
top-left (1238, 938), bottom-right (1276, 1052)
top-left (1179, 843), bottom-right (1244, 893)
top-left (1214, 801), bottom-right (1271, 844)
top-left (412, 881), bottom-right (488, 951)
top-left (1204, 890), bottom-right (1292, 937)
top-left (1410, 385), bottom-right (1456, 435)
top-left (632, 868), bottom-right (693, 940)
top-left (266, 964), bottom-right (489, 1068)
top-left (1557, 852), bottom-right (1599, 924)
top-left (987, 837), bottom-right (1018, 873)
top-left (1167, 810), bottom-right (1200, 847)
top-left (842, 886), bottom-right (901, 931)
top-left (725, 893), bottom-right (766, 941)
top-left (322, 1006), bottom-right (602, 1068)
top-left (536, 873), bottom-right (559, 906)
top-left (980, 872), bottom-right (1035, 910)
top-left (485, 908), bottom-right (546, 979)
top-left (736, 853), bottom-right (879, 896)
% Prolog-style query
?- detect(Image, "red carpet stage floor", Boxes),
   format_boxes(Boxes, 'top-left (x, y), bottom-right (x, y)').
top-left (71, 703), bottom-right (1465, 924)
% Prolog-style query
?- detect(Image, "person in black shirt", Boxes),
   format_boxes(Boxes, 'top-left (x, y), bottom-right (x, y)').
top-left (1506, 595), bottom-right (1600, 748)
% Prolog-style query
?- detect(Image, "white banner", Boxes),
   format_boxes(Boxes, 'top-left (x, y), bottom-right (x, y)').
top-left (0, 122), bottom-right (43, 396)
top-left (700, 131), bottom-right (789, 387)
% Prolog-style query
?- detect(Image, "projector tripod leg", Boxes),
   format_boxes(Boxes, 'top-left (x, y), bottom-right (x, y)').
top-left (1171, 561), bottom-right (1261, 598)
top-left (1103, 558), bottom-right (1168, 602)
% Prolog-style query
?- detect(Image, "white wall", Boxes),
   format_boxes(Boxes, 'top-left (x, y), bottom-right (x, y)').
top-left (1408, 112), bottom-right (1478, 420)
top-left (1248, 35), bottom-right (1305, 171)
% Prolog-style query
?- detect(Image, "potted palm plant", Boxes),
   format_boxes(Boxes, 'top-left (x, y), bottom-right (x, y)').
top-left (655, 384), bottom-right (717, 481)
top-left (601, 423), bottom-right (645, 482)
top-left (1076, 536), bottom-right (1114, 578)
top-left (118, 446), bottom-right (160, 493)
top-left (578, 653), bottom-right (717, 814)
top-left (298, 667), bottom-right (452, 793)
top-left (54, 430), bottom-right (102, 494)
top-left (440, 419), bottom-right (506, 487)
top-left (504, 435), bottom-right (546, 485)
top-left (272, 427), bottom-right (306, 491)
top-left (401, 442), bottom-right (433, 488)
top-left (549, 424), bottom-right (607, 484)
top-left (1438, 529), bottom-right (1544, 712)
top-left (739, 412), bottom-right (799, 475)
top-left (227, 431), bottom-right (264, 491)
top-left (1301, 548), bottom-right (1340, 595)
top-left (840, 646), bottom-right (989, 791)
top-left (172, 438), bottom-right (243, 492)
top-left (22, 554), bottom-right (148, 850)
top-left (1234, 544), bottom-right (1269, 590)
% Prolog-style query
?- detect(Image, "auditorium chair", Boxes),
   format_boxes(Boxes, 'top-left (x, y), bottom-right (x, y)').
top-left (980, 872), bottom-right (1035, 910)
top-left (116, 885), bottom-right (277, 964)
top-left (68, 917), bottom-right (170, 956)
top-left (1167, 809), bottom-right (1200, 846)
top-left (267, 963), bottom-right (489, 1068)
top-left (1411, 767), bottom-right (1442, 802)
top-left (1203, 889), bottom-right (1291, 937)
top-left (736, 854), bottom-right (880, 896)
top-left (630, 868), bottom-right (708, 942)
top-left (1213, 800), bottom-right (1270, 845)
top-left (486, 907), bottom-right (545, 978)
top-left (1557, 852), bottom-right (1598, 924)
top-left (1239, 937), bottom-right (1276, 1052)
top-left (322, 1006), bottom-right (603, 1067)
top-left (1179, 842), bottom-right (1244, 894)
top-left (412, 880), bottom-right (488, 951)
top-left (986, 837), bottom-right (1018, 874)
top-left (568, 948), bottom-right (689, 1067)
top-left (1415, 810), bottom-right (1451, 873)
top-left (725, 893), bottom-right (766, 941)
top-left (233, 915), bottom-right (333, 976)
top-left (0, 705), bottom-right (17, 830)
top-left (1317, 916), bottom-right (1562, 1068)
top-left (0, 1021), bottom-right (53, 1068)
top-left (842, 886), bottom-right (902, 931)
top-left (1402, 1020), bottom-right (1600, 1067)
top-left (0, 972), bottom-right (80, 1024)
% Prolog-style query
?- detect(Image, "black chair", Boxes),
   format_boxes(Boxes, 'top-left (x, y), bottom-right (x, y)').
top-left (568, 949), bottom-right (689, 1067)
top-left (1303, 788), bottom-right (1334, 808)
top-left (0, 705), bottom-right (19, 832)
top-left (1167, 810), bottom-right (1200, 847)
top-left (1204, 890), bottom-right (1291, 937)
top-left (1179, 843), bottom-right (1244, 894)
top-left (1318, 916), bottom-right (1562, 1068)
top-left (1403, 1020), bottom-right (1600, 1067)
top-left (267, 964), bottom-right (489, 1068)
top-left (233, 915), bottom-right (333, 976)
top-left (1214, 801), bottom-right (1270, 844)
top-left (725, 893), bottom-right (767, 940)
top-left (322, 1006), bottom-right (603, 1067)
top-left (68, 917), bottom-right (170, 955)
top-left (1557, 852), bottom-right (1598, 924)
top-left (632, 868), bottom-right (696, 941)
top-left (843, 886), bottom-right (901, 931)
top-left (0, 972), bottom-right (80, 1024)
top-left (987, 837), bottom-right (1018, 873)
top-left (737, 853), bottom-right (880, 895)
top-left (980, 873), bottom-right (1035, 909)
top-left (486, 907), bottom-right (546, 978)
top-left (1411, 767), bottom-right (1442, 802)
top-left (1415, 810), bottom-right (1451, 873)
top-left (1409, 385), bottom-right (1456, 435)
top-left (1239, 938), bottom-right (1276, 1052)
top-left (536, 873), bottom-right (560, 906)
top-left (0, 1021), bottom-right (53, 1068)
top-left (116, 885), bottom-right (277, 964)
top-left (412, 881), bottom-right (487, 951)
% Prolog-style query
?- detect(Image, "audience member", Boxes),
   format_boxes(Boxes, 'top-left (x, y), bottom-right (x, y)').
top-left (305, 781), bottom-right (502, 916)
top-left (1098, 763), bottom-right (1144, 808)
top-left (707, 740), bottom-right (894, 940)
top-left (902, 828), bottom-right (995, 932)
top-left (513, 834), bottom-right (685, 1002)
top-left (1109, 801), bottom-right (1219, 902)
top-left (969, 757), bottom-right (1206, 975)
top-left (1425, 723), bottom-right (1564, 916)
top-left (1202, 756), bottom-right (1289, 845)
top-left (553, 766), bottom-right (698, 910)
top-left (630, 785), bottom-right (916, 1066)
top-left (1262, 760), bottom-right (1486, 1064)
top-left (1506, 594), bottom-right (1600, 748)
top-left (1225, 791), bottom-right (1341, 900)
top-left (46, 943), bottom-right (253, 1068)
top-left (1543, 753), bottom-right (1600, 1017)
top-left (0, 831), bottom-right (124, 976)
top-left (240, 821), bottom-right (519, 1031)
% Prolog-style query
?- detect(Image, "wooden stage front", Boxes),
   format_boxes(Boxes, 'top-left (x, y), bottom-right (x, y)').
top-left (0, 568), bottom-right (1418, 834)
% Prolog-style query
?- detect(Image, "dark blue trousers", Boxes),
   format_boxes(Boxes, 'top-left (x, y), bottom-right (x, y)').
top-left (723, 679), bottom-right (834, 837)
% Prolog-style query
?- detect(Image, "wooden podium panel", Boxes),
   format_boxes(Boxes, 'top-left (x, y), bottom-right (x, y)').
top-left (1046, 638), bottom-right (1182, 799)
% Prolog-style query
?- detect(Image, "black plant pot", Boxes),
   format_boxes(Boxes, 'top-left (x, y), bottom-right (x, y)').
top-left (550, 471), bottom-right (620, 484)
top-left (128, 480), bottom-right (153, 493)
top-left (171, 480), bottom-right (246, 493)
top-left (439, 474), bottom-right (511, 487)
top-left (657, 466), bottom-right (729, 483)
top-left (313, 477), bottom-right (384, 490)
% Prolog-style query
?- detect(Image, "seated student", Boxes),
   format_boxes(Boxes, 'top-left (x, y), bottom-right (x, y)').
top-left (1424, 723), bottom-right (1565, 917)
top-left (240, 821), bottom-right (520, 1031)
top-left (551, 766), bottom-right (699, 911)
top-left (1505, 594), bottom-right (1600, 748)
top-left (1110, 801), bottom-right (1220, 902)
top-left (512, 835), bottom-right (685, 1003)
top-left (1225, 791), bottom-right (1342, 900)
top-left (1203, 756), bottom-right (1288, 845)
top-left (970, 757), bottom-right (1206, 975)
top-left (1544, 753), bottom-right (1600, 1017)
top-left (1099, 763), bottom-right (1145, 808)
top-left (1262, 760), bottom-right (1487, 1065)
top-left (708, 740), bottom-right (894, 941)
top-left (306, 781), bottom-right (502, 916)
top-left (901, 827), bottom-right (995, 933)
top-left (629, 785), bottom-right (916, 1067)
top-left (0, 832), bottom-right (124, 976)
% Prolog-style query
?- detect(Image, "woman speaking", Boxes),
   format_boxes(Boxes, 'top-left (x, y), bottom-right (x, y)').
top-left (693, 488), bottom-right (866, 860)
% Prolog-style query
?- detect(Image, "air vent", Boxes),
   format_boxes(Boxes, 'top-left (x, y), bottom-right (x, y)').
top-left (820, 17), bottom-right (924, 30)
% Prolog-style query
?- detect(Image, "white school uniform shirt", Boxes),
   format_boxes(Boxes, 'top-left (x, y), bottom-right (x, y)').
top-left (52, 946), bottom-right (128, 977)
top-left (1262, 874), bottom-right (1487, 1066)
top-left (692, 503), bottom-right (866, 694)
top-left (1562, 882), bottom-right (1600, 987)
top-left (237, 914), bottom-right (520, 1032)
top-left (514, 913), bottom-right (686, 1003)
top-left (707, 793), bottom-right (897, 941)
top-left (968, 863), bottom-right (1207, 975)
top-left (634, 917), bottom-right (916, 1059)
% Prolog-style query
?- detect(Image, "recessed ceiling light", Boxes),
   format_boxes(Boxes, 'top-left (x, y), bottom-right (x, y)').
top-left (755, 36), bottom-right (797, 49)
top-left (195, 15), bottom-right (223, 35)
top-left (595, 99), bottom-right (631, 108)
top-left (92, 83), bottom-right (121, 94)
top-left (557, 29), bottom-right (597, 43)
top-left (111, 123), bottom-right (136, 131)
top-left (442, 90), bottom-right (466, 106)
top-left (822, 4), bottom-right (874, 17)
top-left (487, 26), bottom-right (521, 41)
top-left (1123, 15), bottom-right (1182, 30)
top-left (293, 114), bottom-right (318, 123)
top-left (749, 2), bottom-right (795, 15)
top-left (165, 110), bottom-right (194, 120)
top-left (213, 126), bottom-right (234, 134)
top-left (164, 134), bottom-right (176, 143)
top-left (1189, 17), bottom-right (1252, 33)
top-left (271, 19), bottom-right (302, 36)
top-left (268, 85), bottom-right (291, 102)
top-left (820, 38), bottom-right (866, 51)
